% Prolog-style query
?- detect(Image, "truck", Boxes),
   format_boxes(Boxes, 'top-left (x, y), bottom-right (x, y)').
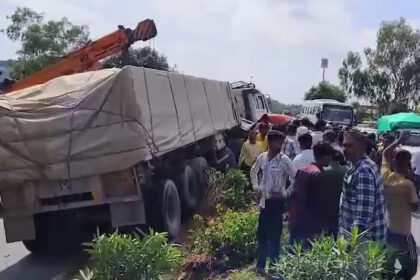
top-left (0, 67), bottom-right (270, 254)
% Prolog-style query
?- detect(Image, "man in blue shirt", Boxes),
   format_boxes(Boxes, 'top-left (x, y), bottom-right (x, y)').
top-left (339, 129), bottom-right (386, 241)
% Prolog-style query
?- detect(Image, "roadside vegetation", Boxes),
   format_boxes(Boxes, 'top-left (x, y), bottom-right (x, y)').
top-left (74, 168), bottom-right (391, 280)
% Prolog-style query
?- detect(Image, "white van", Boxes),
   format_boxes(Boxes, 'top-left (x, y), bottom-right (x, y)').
top-left (300, 99), bottom-right (354, 127)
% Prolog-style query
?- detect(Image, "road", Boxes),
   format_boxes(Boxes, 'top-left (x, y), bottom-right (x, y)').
top-left (0, 219), bottom-right (87, 280)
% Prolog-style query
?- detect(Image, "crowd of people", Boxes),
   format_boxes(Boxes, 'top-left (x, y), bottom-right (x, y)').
top-left (238, 116), bottom-right (419, 279)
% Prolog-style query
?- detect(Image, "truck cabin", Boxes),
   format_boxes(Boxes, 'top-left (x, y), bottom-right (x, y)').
top-left (230, 81), bottom-right (271, 123)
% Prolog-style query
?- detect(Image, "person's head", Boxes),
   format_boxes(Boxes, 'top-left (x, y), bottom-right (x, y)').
top-left (258, 123), bottom-right (269, 139)
top-left (267, 130), bottom-right (286, 154)
top-left (394, 149), bottom-right (412, 176)
top-left (331, 150), bottom-right (347, 167)
top-left (313, 142), bottom-right (335, 167)
top-left (248, 130), bottom-right (257, 144)
top-left (259, 114), bottom-right (269, 124)
top-left (286, 123), bottom-right (297, 136)
top-left (382, 132), bottom-right (395, 148)
top-left (298, 133), bottom-right (312, 150)
top-left (301, 118), bottom-right (312, 128)
top-left (315, 119), bottom-right (326, 132)
top-left (367, 133), bottom-right (376, 141)
top-left (343, 129), bottom-right (368, 164)
top-left (292, 119), bottom-right (301, 127)
top-left (323, 129), bottom-right (336, 144)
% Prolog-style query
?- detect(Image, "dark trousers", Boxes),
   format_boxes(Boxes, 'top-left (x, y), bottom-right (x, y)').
top-left (289, 230), bottom-right (313, 251)
top-left (386, 229), bottom-right (418, 280)
top-left (256, 199), bottom-right (284, 270)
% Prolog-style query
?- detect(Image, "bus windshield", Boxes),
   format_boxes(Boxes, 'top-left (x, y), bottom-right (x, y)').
top-left (322, 104), bottom-right (353, 125)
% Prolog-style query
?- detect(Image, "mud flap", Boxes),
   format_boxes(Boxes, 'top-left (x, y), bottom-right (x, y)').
top-left (110, 201), bottom-right (146, 228)
top-left (4, 216), bottom-right (35, 243)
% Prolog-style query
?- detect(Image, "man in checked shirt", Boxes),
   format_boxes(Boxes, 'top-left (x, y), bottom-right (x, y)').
top-left (251, 130), bottom-right (296, 274)
top-left (339, 129), bottom-right (386, 242)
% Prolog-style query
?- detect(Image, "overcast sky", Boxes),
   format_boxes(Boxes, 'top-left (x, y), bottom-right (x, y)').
top-left (1, 0), bottom-right (420, 103)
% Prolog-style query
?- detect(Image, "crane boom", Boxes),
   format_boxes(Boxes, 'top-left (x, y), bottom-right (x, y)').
top-left (4, 19), bottom-right (157, 93)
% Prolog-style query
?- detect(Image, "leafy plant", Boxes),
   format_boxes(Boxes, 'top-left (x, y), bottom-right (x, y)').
top-left (207, 168), bottom-right (253, 211)
top-left (81, 230), bottom-right (182, 280)
top-left (189, 207), bottom-right (258, 268)
top-left (225, 268), bottom-right (262, 280)
top-left (274, 227), bottom-right (388, 280)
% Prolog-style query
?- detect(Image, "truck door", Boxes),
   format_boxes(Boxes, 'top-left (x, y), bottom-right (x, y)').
top-left (253, 94), bottom-right (269, 120)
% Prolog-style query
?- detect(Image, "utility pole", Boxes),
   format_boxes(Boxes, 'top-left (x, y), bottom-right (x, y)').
top-left (321, 58), bottom-right (328, 82)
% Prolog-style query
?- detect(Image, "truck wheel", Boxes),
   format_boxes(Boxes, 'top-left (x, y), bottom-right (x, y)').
top-left (154, 179), bottom-right (182, 239)
top-left (174, 164), bottom-right (199, 212)
top-left (190, 157), bottom-right (209, 191)
top-left (226, 148), bottom-right (237, 169)
top-left (228, 138), bottom-right (244, 160)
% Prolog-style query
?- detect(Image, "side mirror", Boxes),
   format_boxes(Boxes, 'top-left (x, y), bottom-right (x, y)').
top-left (316, 112), bottom-right (321, 119)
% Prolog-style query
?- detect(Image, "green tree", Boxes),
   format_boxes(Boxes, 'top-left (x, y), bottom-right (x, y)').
top-left (103, 46), bottom-right (169, 71)
top-left (2, 7), bottom-right (90, 79)
top-left (304, 82), bottom-right (346, 102)
top-left (351, 101), bottom-right (368, 122)
top-left (339, 18), bottom-right (420, 114)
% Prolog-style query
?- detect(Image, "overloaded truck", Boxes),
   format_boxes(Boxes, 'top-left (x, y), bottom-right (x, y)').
top-left (0, 66), bottom-right (270, 253)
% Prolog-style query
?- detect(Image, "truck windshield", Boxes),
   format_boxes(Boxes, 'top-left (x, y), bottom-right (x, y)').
top-left (322, 105), bottom-right (353, 125)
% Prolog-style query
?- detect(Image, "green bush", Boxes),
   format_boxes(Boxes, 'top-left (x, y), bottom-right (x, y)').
top-left (207, 168), bottom-right (252, 211)
top-left (274, 227), bottom-right (388, 280)
top-left (225, 268), bottom-right (262, 280)
top-left (189, 207), bottom-right (258, 267)
top-left (79, 230), bottom-right (182, 280)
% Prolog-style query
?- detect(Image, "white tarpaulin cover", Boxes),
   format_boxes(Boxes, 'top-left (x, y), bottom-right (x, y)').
top-left (0, 66), bottom-right (238, 185)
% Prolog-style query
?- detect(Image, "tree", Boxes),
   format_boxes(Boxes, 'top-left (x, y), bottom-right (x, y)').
top-left (2, 7), bottom-right (90, 79)
top-left (103, 47), bottom-right (169, 71)
top-left (304, 82), bottom-right (346, 102)
top-left (339, 18), bottom-right (420, 114)
top-left (351, 101), bottom-right (368, 122)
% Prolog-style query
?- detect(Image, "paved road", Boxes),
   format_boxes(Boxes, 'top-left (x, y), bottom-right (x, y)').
top-left (0, 219), bottom-right (86, 280)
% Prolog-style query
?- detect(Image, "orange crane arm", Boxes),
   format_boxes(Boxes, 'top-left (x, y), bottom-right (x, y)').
top-left (5, 19), bottom-right (157, 93)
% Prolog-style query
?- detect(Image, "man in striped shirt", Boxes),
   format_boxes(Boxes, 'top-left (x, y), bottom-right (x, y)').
top-left (339, 129), bottom-right (386, 242)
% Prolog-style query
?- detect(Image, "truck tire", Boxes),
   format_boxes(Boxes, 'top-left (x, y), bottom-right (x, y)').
top-left (226, 148), bottom-right (237, 169)
top-left (154, 179), bottom-right (182, 239)
top-left (190, 157), bottom-right (209, 191)
top-left (228, 138), bottom-right (244, 160)
top-left (174, 164), bottom-right (199, 212)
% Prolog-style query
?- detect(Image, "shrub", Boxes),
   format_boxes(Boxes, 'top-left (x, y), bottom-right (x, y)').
top-left (207, 168), bottom-right (252, 211)
top-left (79, 230), bottom-right (182, 280)
top-left (189, 207), bottom-right (258, 268)
top-left (274, 227), bottom-right (388, 280)
top-left (225, 268), bottom-right (262, 280)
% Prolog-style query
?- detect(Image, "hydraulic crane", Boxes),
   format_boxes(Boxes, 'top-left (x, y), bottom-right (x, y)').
top-left (3, 19), bottom-right (157, 93)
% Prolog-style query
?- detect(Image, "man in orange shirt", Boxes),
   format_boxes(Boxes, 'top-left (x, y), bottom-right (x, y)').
top-left (382, 131), bottom-right (419, 280)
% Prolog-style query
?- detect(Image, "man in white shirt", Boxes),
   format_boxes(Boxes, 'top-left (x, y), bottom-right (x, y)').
top-left (251, 131), bottom-right (296, 274)
top-left (293, 133), bottom-right (315, 171)
top-left (283, 123), bottom-right (299, 160)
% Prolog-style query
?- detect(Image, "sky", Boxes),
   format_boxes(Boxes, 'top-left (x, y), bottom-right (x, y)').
top-left (1, 0), bottom-right (420, 103)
